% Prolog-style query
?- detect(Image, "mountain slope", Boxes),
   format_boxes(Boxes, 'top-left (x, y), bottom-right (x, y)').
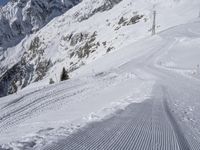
top-left (0, 0), bottom-right (125, 97)
top-left (0, 0), bottom-right (200, 149)
top-left (0, 17), bottom-right (200, 150)
top-left (0, 0), bottom-right (81, 50)
top-left (1, 0), bottom-right (197, 97)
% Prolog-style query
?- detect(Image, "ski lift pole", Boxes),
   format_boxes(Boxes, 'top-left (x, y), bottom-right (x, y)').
top-left (152, 10), bottom-right (156, 36)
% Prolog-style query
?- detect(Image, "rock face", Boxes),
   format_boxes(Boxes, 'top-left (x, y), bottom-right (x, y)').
top-left (0, 0), bottom-right (81, 49)
top-left (77, 0), bottom-right (123, 22)
top-left (0, 58), bottom-right (52, 97)
top-left (0, 34), bottom-right (53, 96)
top-left (0, 0), bottom-right (81, 97)
top-left (0, 0), bottom-right (126, 97)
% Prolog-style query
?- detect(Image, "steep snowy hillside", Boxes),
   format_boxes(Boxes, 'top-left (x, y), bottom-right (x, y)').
top-left (1, 0), bottom-right (200, 97)
top-left (0, 0), bottom-right (81, 96)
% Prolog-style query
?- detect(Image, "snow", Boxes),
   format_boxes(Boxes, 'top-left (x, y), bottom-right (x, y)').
top-left (3, 0), bottom-right (200, 87)
top-left (32, 0), bottom-right (200, 83)
top-left (0, 71), bottom-right (154, 149)
top-left (156, 22), bottom-right (200, 79)
top-left (1, 0), bottom-right (200, 149)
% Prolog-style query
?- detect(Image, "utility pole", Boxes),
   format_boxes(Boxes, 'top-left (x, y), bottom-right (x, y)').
top-left (152, 10), bottom-right (156, 36)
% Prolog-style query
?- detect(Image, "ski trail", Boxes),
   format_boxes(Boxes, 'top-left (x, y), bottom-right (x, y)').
top-left (40, 92), bottom-right (200, 150)
top-left (0, 82), bottom-right (86, 132)
top-left (163, 89), bottom-right (191, 150)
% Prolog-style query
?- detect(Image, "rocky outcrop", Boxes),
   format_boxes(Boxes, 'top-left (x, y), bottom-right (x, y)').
top-left (65, 31), bottom-right (99, 59)
top-left (115, 14), bottom-right (144, 30)
top-left (77, 0), bottom-right (123, 22)
top-left (0, 56), bottom-right (52, 97)
top-left (118, 15), bottom-right (144, 26)
top-left (0, 35), bottom-right (52, 97)
top-left (0, 0), bottom-right (81, 50)
top-left (0, 0), bottom-right (82, 97)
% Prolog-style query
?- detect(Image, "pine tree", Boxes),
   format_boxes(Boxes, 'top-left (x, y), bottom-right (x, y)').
top-left (49, 78), bottom-right (55, 84)
top-left (60, 67), bottom-right (69, 81)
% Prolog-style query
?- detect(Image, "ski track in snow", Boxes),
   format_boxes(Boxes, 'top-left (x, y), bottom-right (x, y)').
top-left (0, 82), bottom-right (86, 131)
top-left (41, 88), bottom-right (200, 150)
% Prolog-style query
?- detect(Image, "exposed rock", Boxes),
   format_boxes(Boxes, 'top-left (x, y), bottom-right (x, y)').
top-left (74, 32), bottom-right (99, 58)
top-left (35, 59), bottom-right (52, 82)
top-left (0, 0), bottom-right (124, 97)
top-left (118, 17), bottom-right (126, 25)
top-left (0, 61), bottom-right (34, 97)
top-left (0, 0), bottom-right (81, 50)
top-left (78, 0), bottom-right (123, 22)
top-left (0, 35), bottom-right (53, 97)
top-left (115, 14), bottom-right (144, 31)
top-left (106, 47), bottom-right (114, 53)
top-left (127, 15), bottom-right (144, 25)
top-left (70, 32), bottom-right (89, 46)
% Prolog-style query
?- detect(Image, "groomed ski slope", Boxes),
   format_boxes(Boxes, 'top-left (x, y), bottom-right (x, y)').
top-left (40, 93), bottom-right (194, 150)
top-left (1, 20), bottom-right (200, 149)
top-left (36, 21), bottom-right (200, 150)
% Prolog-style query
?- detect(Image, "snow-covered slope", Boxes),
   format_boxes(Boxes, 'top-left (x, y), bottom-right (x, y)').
top-left (1, 0), bottom-right (200, 149)
top-left (1, 0), bottom-right (200, 97)
top-left (1, 17), bottom-right (200, 150)
top-left (0, 0), bottom-right (81, 87)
